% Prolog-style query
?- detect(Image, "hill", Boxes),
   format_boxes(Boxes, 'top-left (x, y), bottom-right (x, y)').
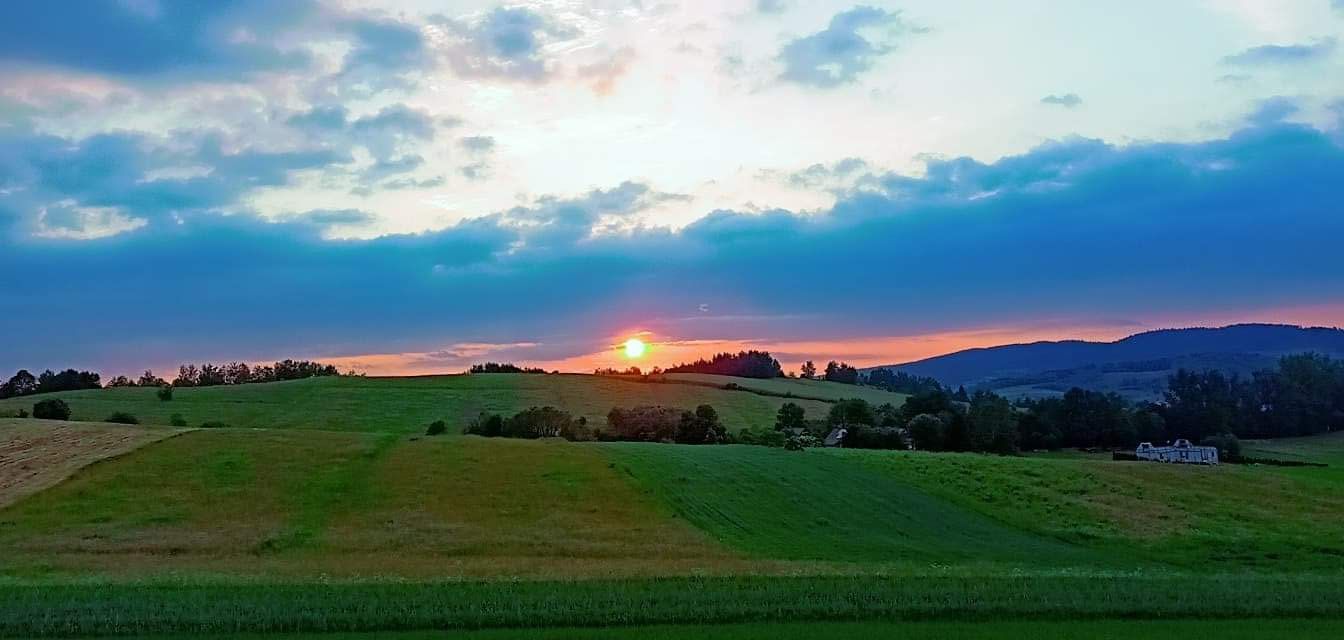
top-left (0, 374), bottom-right (840, 434)
top-left (660, 373), bottom-right (910, 406)
top-left (869, 324), bottom-right (1344, 400)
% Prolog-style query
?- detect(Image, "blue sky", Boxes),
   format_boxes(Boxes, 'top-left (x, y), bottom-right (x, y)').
top-left (1, 1), bottom-right (1342, 375)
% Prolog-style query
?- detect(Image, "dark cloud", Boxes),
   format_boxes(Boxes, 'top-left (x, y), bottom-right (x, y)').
top-left (1040, 93), bottom-right (1083, 108)
top-left (1222, 38), bottom-right (1337, 65)
top-left (299, 208), bottom-right (376, 225)
top-left (777, 6), bottom-right (918, 88)
top-left (287, 103), bottom-right (438, 185)
top-left (2, 119), bottom-right (1342, 373)
top-left (432, 7), bottom-right (579, 82)
top-left (0, 1), bottom-right (429, 89)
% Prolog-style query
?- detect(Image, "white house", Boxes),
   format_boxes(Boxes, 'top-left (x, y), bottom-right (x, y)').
top-left (1135, 439), bottom-right (1219, 465)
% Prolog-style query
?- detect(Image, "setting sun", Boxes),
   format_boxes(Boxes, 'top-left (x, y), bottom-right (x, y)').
top-left (623, 338), bottom-right (647, 359)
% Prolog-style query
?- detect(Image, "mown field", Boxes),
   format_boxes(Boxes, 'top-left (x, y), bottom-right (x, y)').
top-left (1, 378), bottom-right (1343, 637)
top-left (0, 374), bottom-right (846, 433)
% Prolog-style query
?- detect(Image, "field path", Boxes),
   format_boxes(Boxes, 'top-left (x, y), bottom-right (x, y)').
top-left (0, 419), bottom-right (187, 509)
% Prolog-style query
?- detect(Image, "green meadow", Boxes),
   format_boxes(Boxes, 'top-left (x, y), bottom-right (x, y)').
top-left (2, 375), bottom-right (1344, 637)
top-left (0, 373), bottom-right (840, 433)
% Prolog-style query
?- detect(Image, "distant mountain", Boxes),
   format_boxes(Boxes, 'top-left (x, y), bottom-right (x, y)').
top-left (869, 324), bottom-right (1344, 401)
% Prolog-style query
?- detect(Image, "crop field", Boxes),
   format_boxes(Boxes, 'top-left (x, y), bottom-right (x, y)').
top-left (2, 387), bottom-right (1344, 637)
top-left (0, 374), bottom-right (835, 433)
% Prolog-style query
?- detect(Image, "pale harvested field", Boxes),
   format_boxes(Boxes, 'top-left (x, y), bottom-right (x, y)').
top-left (0, 419), bottom-right (185, 509)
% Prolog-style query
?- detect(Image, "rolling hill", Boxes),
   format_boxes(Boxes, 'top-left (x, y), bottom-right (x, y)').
top-left (869, 324), bottom-right (1344, 400)
top-left (0, 373), bottom-right (870, 433)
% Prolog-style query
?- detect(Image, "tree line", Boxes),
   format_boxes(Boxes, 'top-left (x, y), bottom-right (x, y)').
top-left (665, 351), bottom-right (784, 379)
top-left (1, 359), bottom-right (345, 398)
top-left (453, 403), bottom-right (728, 445)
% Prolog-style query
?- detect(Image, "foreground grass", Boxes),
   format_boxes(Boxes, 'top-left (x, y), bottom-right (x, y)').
top-left (5, 574), bottom-right (1344, 637)
top-left (0, 374), bottom-right (833, 433)
top-left (122, 619), bottom-right (1344, 640)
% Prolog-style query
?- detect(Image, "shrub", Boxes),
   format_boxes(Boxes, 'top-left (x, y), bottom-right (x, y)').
top-left (104, 412), bottom-right (139, 425)
top-left (736, 428), bottom-right (788, 447)
top-left (676, 404), bottom-right (727, 444)
top-left (198, 421), bottom-right (230, 429)
top-left (32, 399), bottom-right (71, 421)
top-left (464, 412), bottom-right (504, 437)
top-left (156, 385), bottom-right (174, 401)
top-left (169, 413), bottom-right (188, 427)
top-left (426, 420), bottom-right (448, 436)
top-left (504, 406), bottom-right (588, 440)
top-left (784, 433), bottom-right (820, 451)
top-left (17, 409), bottom-right (28, 418)
top-left (606, 405), bottom-right (683, 442)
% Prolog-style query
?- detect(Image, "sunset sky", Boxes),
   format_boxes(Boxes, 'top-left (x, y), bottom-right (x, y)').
top-left (2, 0), bottom-right (1343, 376)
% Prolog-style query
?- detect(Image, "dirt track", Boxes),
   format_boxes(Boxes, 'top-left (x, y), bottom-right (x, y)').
top-left (0, 419), bottom-right (185, 509)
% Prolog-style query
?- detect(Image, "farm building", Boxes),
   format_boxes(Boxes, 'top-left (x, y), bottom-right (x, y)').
top-left (823, 427), bottom-right (847, 447)
top-left (1135, 439), bottom-right (1219, 465)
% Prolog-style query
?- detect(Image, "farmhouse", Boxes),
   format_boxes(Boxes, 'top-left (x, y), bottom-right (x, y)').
top-left (1135, 439), bottom-right (1219, 465)
top-left (823, 427), bottom-right (847, 447)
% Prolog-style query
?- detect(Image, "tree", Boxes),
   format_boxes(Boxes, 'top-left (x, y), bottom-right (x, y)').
top-left (32, 398), bottom-right (71, 420)
top-left (828, 398), bottom-right (875, 428)
top-left (138, 370), bottom-right (166, 387)
top-left (676, 404), bottom-right (728, 444)
top-left (665, 351), bottom-right (784, 378)
top-left (0, 370), bottom-right (39, 399)
top-left (106, 375), bottom-right (136, 388)
top-left (774, 402), bottom-right (807, 432)
top-left (800, 361), bottom-right (816, 380)
top-left (967, 390), bottom-right (1018, 454)
top-left (907, 413), bottom-right (945, 451)
top-left (823, 361), bottom-right (859, 384)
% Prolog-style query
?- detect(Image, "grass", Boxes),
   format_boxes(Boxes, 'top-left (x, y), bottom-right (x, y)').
top-left (0, 374), bottom-right (835, 433)
top-left (828, 444), bottom-right (1344, 571)
top-left (0, 419), bottom-right (184, 509)
top-left (114, 619), bottom-right (1344, 640)
top-left (659, 374), bottom-right (910, 407)
top-left (601, 442), bottom-right (1097, 566)
top-left (4, 574), bottom-right (1344, 637)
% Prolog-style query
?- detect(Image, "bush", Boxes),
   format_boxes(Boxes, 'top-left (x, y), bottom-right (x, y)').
top-left (464, 413), bottom-right (504, 437)
top-left (504, 406), bottom-right (589, 440)
top-left (606, 405), bottom-right (683, 442)
top-left (426, 420), bottom-right (448, 436)
top-left (104, 412), bottom-right (139, 425)
top-left (907, 413), bottom-right (945, 451)
top-left (784, 433), bottom-right (820, 451)
top-left (32, 399), bottom-right (71, 421)
top-left (157, 385), bottom-right (174, 401)
top-left (736, 427), bottom-right (788, 447)
top-left (169, 413), bottom-right (188, 427)
top-left (198, 421), bottom-right (230, 429)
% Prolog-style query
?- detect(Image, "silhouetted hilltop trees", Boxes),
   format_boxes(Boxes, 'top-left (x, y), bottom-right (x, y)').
top-left (0, 369), bottom-right (102, 399)
top-left (862, 368), bottom-right (947, 395)
top-left (172, 359), bottom-right (341, 387)
top-left (469, 362), bottom-right (546, 374)
top-left (666, 350), bottom-right (783, 379)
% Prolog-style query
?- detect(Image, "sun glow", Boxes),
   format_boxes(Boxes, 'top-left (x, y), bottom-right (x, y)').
top-left (623, 338), bottom-right (647, 359)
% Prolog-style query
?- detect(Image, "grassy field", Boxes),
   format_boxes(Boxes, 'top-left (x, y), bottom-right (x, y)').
top-left (0, 374), bottom-right (835, 433)
top-left (112, 620), bottom-right (1344, 640)
top-left (828, 438), bottom-right (1344, 571)
top-left (3, 418), bottom-right (1344, 636)
top-left (5, 575), bottom-right (1344, 636)
top-left (601, 442), bottom-right (1096, 566)
top-left (0, 419), bottom-right (184, 509)
top-left (660, 373), bottom-right (910, 406)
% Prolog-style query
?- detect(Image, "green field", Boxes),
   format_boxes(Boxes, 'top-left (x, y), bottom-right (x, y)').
top-left (661, 373), bottom-right (910, 406)
top-left (0, 374), bottom-right (835, 433)
top-left (3, 377), bottom-right (1344, 637)
top-left (110, 620), bottom-right (1344, 640)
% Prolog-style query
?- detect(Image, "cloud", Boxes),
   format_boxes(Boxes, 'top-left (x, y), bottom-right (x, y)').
top-left (431, 7), bottom-right (579, 82)
top-left (576, 47), bottom-right (636, 95)
top-left (298, 208), bottom-right (376, 226)
top-left (459, 162), bottom-right (492, 181)
top-left (287, 102), bottom-right (439, 185)
top-left (1222, 37), bottom-right (1337, 65)
top-left (781, 157), bottom-right (870, 188)
top-left (3, 119), bottom-right (1342, 374)
top-left (0, 1), bottom-right (428, 90)
top-left (1040, 93), bottom-right (1083, 108)
top-left (459, 135), bottom-right (496, 153)
top-left (756, 0), bottom-right (790, 14)
top-left (777, 6), bottom-right (918, 88)
top-left (382, 176), bottom-right (445, 190)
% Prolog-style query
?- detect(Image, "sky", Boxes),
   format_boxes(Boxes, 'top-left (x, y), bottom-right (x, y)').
top-left (1, 0), bottom-right (1343, 377)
